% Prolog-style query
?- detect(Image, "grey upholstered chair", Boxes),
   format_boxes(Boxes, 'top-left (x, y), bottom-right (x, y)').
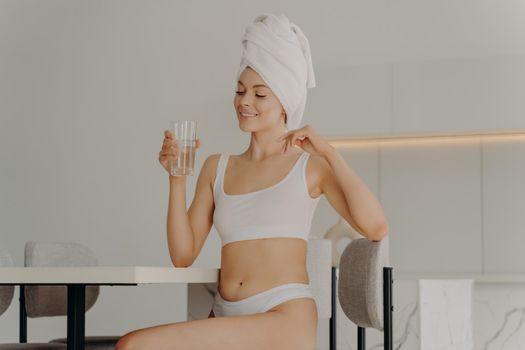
top-left (23, 241), bottom-right (120, 350)
top-left (337, 238), bottom-right (393, 350)
top-left (0, 247), bottom-right (15, 321)
top-left (0, 247), bottom-right (67, 350)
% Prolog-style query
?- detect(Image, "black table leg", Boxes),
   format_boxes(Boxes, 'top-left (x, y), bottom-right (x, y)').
top-left (330, 266), bottom-right (337, 350)
top-left (383, 267), bottom-right (393, 350)
top-left (67, 284), bottom-right (86, 350)
top-left (19, 285), bottom-right (27, 343)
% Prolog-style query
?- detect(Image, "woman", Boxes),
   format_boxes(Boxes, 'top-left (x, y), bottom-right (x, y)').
top-left (117, 13), bottom-right (388, 350)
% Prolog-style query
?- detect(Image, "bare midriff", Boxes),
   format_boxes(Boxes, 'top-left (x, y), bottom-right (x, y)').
top-left (217, 237), bottom-right (309, 302)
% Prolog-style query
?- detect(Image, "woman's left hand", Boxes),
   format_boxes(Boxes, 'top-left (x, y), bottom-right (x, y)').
top-left (277, 124), bottom-right (334, 158)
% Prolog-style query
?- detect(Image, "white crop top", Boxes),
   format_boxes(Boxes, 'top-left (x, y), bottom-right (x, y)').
top-left (213, 151), bottom-right (321, 247)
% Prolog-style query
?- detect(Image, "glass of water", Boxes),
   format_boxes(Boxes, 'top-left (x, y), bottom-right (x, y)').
top-left (170, 120), bottom-right (197, 176)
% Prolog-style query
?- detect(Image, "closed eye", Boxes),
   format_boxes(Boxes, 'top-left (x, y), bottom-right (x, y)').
top-left (235, 91), bottom-right (266, 98)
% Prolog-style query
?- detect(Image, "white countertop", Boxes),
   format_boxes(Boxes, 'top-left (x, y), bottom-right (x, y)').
top-left (0, 266), bottom-right (219, 284)
top-left (3, 266), bottom-right (522, 285)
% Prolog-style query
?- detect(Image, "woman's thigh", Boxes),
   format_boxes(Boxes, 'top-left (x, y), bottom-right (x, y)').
top-left (116, 298), bottom-right (317, 350)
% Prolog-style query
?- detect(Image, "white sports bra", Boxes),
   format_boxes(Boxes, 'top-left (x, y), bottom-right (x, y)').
top-left (213, 151), bottom-right (321, 247)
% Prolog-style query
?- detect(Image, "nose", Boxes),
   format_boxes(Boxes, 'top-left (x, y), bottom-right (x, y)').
top-left (238, 92), bottom-right (254, 106)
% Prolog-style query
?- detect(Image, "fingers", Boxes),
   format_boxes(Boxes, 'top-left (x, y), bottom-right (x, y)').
top-left (162, 129), bottom-right (178, 147)
top-left (277, 131), bottom-right (290, 142)
top-left (278, 130), bottom-right (291, 153)
top-left (281, 133), bottom-right (292, 153)
top-left (162, 138), bottom-right (177, 152)
top-left (160, 132), bottom-right (178, 161)
top-left (159, 146), bottom-right (177, 157)
top-left (160, 131), bottom-right (200, 173)
top-left (281, 132), bottom-right (307, 153)
top-left (159, 134), bottom-right (200, 159)
top-left (290, 134), bottom-right (304, 149)
top-left (277, 125), bottom-right (309, 142)
top-left (286, 133), bottom-right (296, 153)
top-left (284, 137), bottom-right (292, 153)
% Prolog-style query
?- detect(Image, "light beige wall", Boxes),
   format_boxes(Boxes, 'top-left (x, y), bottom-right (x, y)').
top-left (1, 0), bottom-right (524, 346)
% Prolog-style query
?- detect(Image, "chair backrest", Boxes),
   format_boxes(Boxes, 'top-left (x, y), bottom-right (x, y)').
top-left (337, 238), bottom-right (389, 330)
top-left (0, 247), bottom-right (15, 316)
top-left (306, 238), bottom-right (332, 319)
top-left (24, 241), bottom-right (100, 317)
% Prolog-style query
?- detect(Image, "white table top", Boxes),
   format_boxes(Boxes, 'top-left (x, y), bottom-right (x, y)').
top-left (0, 266), bottom-right (219, 284)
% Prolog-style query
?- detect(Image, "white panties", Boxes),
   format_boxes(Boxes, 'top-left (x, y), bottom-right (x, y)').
top-left (212, 282), bottom-right (315, 317)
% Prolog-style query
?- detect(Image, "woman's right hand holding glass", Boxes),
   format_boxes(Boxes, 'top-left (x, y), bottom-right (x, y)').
top-left (159, 130), bottom-right (178, 174)
top-left (159, 130), bottom-right (200, 175)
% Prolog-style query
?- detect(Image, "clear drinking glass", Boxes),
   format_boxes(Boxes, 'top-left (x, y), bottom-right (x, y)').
top-left (170, 120), bottom-right (197, 176)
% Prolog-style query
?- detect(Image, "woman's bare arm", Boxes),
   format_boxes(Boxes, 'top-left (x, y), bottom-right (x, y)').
top-left (186, 154), bottom-right (219, 264)
top-left (318, 149), bottom-right (389, 241)
top-left (166, 154), bottom-right (218, 267)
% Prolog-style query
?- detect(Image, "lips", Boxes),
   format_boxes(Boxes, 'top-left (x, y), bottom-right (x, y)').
top-left (239, 110), bottom-right (258, 118)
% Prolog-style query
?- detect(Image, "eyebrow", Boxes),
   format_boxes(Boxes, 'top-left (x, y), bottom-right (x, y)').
top-left (237, 81), bottom-right (269, 88)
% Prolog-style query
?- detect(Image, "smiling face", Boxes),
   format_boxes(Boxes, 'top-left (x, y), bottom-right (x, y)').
top-left (234, 66), bottom-right (287, 132)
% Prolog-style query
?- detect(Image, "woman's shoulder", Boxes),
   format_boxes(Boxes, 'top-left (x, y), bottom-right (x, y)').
top-left (199, 153), bottom-right (222, 188)
top-left (304, 152), bottom-right (330, 189)
top-left (202, 153), bottom-right (222, 170)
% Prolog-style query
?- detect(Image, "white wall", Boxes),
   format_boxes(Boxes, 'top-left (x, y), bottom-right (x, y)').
top-left (1, 0), bottom-right (525, 346)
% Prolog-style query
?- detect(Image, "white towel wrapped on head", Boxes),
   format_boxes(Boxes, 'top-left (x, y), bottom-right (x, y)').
top-left (236, 13), bottom-right (316, 131)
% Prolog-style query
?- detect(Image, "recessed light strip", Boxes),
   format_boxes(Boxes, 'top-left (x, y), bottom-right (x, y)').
top-left (326, 130), bottom-right (525, 147)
